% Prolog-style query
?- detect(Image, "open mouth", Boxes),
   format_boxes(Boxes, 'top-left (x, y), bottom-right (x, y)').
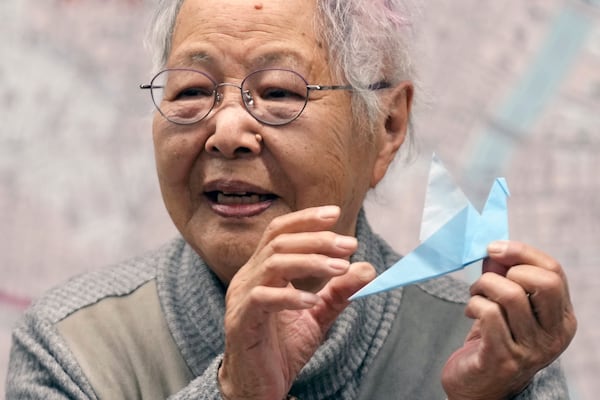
top-left (204, 190), bottom-right (278, 217)
top-left (205, 191), bottom-right (277, 205)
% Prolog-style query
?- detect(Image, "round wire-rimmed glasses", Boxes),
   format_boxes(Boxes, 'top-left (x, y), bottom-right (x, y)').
top-left (140, 68), bottom-right (390, 126)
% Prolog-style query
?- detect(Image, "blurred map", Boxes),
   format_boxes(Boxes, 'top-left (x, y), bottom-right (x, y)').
top-left (1, 0), bottom-right (599, 398)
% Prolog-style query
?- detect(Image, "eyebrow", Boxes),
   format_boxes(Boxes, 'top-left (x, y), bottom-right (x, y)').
top-left (178, 49), bottom-right (306, 71)
top-left (251, 52), bottom-right (305, 69)
top-left (189, 52), bottom-right (213, 66)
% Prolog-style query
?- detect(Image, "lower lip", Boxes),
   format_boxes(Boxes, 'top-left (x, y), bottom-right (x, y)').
top-left (208, 198), bottom-right (275, 218)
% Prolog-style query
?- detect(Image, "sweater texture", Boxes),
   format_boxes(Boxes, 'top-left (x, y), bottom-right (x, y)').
top-left (5, 212), bottom-right (569, 399)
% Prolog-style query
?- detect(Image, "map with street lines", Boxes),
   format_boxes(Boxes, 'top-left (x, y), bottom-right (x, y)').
top-left (1, 1), bottom-right (598, 398)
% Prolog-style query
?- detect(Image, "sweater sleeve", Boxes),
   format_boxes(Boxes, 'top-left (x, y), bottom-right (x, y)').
top-left (166, 356), bottom-right (224, 400)
top-left (6, 314), bottom-right (226, 400)
top-left (6, 314), bottom-right (98, 400)
top-left (6, 312), bottom-right (230, 400)
top-left (513, 360), bottom-right (570, 399)
top-left (441, 360), bottom-right (571, 400)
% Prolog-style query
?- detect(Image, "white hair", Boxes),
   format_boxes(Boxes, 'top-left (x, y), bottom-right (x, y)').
top-left (145, 0), bottom-right (418, 136)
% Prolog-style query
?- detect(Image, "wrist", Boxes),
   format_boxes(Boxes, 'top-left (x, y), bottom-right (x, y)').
top-left (217, 359), bottom-right (235, 400)
top-left (218, 358), bottom-right (298, 400)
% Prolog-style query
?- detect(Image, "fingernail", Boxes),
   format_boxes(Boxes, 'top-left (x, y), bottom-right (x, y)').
top-left (328, 258), bottom-right (350, 271)
top-left (488, 240), bottom-right (509, 254)
top-left (335, 236), bottom-right (357, 250)
top-left (317, 205), bottom-right (340, 219)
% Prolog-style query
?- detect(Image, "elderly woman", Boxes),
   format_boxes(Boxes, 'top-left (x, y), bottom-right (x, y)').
top-left (7, 0), bottom-right (576, 399)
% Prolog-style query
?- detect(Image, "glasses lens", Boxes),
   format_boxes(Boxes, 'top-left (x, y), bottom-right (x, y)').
top-left (150, 69), bottom-right (216, 124)
top-left (242, 69), bottom-right (309, 125)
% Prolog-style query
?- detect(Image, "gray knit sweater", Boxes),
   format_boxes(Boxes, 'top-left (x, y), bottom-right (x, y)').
top-left (6, 213), bottom-right (568, 399)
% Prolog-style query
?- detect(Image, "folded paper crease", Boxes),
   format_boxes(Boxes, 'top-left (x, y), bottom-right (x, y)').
top-left (350, 154), bottom-right (510, 300)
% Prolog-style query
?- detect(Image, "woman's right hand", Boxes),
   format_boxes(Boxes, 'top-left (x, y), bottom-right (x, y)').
top-left (218, 205), bottom-right (375, 400)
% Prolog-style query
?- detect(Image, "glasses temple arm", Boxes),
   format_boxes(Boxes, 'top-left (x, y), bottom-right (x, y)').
top-left (307, 81), bottom-right (390, 92)
top-left (140, 84), bottom-right (165, 90)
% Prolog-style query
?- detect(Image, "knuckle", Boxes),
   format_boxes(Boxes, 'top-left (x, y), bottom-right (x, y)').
top-left (535, 332), bottom-right (564, 363)
top-left (265, 214), bottom-right (287, 236)
top-left (505, 264), bottom-right (526, 279)
top-left (268, 234), bottom-right (288, 253)
top-left (478, 271), bottom-right (497, 285)
top-left (501, 357), bottom-right (522, 377)
top-left (533, 316), bottom-right (576, 362)
top-left (548, 336), bottom-right (566, 357)
top-left (308, 253), bottom-right (326, 267)
top-left (308, 231), bottom-right (338, 250)
top-left (567, 312), bottom-right (578, 337)
top-left (481, 303), bottom-right (501, 319)
top-left (320, 231), bottom-right (338, 244)
top-left (263, 222), bottom-right (278, 237)
top-left (261, 255), bottom-right (279, 274)
top-left (471, 272), bottom-right (498, 294)
top-left (536, 272), bottom-right (564, 295)
top-left (473, 298), bottom-right (503, 321)
top-left (500, 285), bottom-right (526, 307)
top-left (509, 240), bottom-right (527, 255)
top-left (246, 286), bottom-right (266, 306)
top-left (544, 259), bottom-right (562, 274)
top-left (319, 231), bottom-right (338, 246)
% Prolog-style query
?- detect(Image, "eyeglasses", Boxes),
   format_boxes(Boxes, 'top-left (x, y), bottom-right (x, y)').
top-left (140, 68), bottom-right (390, 126)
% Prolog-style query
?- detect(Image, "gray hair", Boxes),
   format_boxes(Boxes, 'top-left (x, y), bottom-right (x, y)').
top-left (146, 0), bottom-right (417, 135)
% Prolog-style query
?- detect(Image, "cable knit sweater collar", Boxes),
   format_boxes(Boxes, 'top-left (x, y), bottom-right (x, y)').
top-left (157, 210), bottom-right (404, 399)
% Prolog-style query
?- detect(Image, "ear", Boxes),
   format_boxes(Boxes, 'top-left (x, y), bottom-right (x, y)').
top-left (370, 81), bottom-right (413, 188)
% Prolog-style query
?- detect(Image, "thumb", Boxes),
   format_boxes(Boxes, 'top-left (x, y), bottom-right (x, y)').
top-left (311, 262), bottom-right (376, 329)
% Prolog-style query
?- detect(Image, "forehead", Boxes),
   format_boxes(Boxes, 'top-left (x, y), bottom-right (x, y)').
top-left (170, 0), bottom-right (328, 73)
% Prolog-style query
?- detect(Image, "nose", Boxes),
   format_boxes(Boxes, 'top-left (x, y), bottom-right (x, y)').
top-left (204, 85), bottom-right (262, 158)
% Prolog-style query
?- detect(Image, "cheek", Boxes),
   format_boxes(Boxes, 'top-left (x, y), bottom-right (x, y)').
top-left (314, 123), bottom-right (377, 205)
top-left (152, 118), bottom-right (208, 223)
top-left (305, 151), bottom-right (347, 198)
top-left (278, 120), bottom-right (361, 208)
top-left (153, 118), bottom-right (205, 186)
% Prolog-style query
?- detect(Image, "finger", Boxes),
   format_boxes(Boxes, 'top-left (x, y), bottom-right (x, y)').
top-left (264, 231), bottom-right (358, 259)
top-left (505, 265), bottom-right (571, 332)
top-left (243, 286), bottom-right (321, 315)
top-left (311, 262), bottom-right (376, 329)
top-left (465, 295), bottom-right (516, 361)
top-left (470, 272), bottom-right (538, 344)
top-left (258, 205), bottom-right (342, 247)
top-left (247, 231), bottom-right (357, 290)
top-left (485, 240), bottom-right (572, 308)
top-left (259, 253), bottom-right (350, 287)
top-left (486, 241), bottom-right (566, 280)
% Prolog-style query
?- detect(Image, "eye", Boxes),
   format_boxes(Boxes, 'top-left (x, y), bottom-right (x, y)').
top-left (175, 86), bottom-right (214, 100)
top-left (260, 86), bottom-right (306, 101)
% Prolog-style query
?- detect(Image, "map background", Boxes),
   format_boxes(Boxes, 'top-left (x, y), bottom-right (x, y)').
top-left (1, 0), bottom-right (598, 398)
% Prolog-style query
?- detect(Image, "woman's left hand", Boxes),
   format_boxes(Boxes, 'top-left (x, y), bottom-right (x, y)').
top-left (442, 240), bottom-right (577, 400)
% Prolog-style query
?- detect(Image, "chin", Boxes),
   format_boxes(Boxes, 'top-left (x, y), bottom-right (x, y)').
top-left (193, 233), bottom-right (259, 284)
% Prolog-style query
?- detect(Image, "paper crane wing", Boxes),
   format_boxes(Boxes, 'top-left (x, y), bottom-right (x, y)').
top-left (350, 155), bottom-right (510, 300)
top-left (419, 154), bottom-right (469, 242)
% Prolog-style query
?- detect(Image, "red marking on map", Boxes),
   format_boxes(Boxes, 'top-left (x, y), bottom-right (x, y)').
top-left (0, 290), bottom-right (31, 311)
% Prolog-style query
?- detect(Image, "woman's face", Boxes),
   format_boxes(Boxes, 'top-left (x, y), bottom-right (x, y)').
top-left (153, 0), bottom-right (403, 283)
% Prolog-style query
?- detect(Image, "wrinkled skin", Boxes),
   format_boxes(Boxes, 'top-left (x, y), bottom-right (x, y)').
top-left (152, 0), bottom-right (576, 399)
top-left (442, 241), bottom-right (577, 400)
top-left (219, 206), bottom-right (376, 398)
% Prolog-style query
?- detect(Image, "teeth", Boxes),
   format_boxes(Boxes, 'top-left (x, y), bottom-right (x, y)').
top-left (217, 192), bottom-right (261, 205)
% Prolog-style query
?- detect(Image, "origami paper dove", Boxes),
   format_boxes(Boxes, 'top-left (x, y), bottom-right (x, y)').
top-left (350, 154), bottom-right (510, 300)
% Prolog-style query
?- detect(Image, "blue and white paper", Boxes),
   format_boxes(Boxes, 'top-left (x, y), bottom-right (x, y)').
top-left (350, 154), bottom-right (510, 300)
